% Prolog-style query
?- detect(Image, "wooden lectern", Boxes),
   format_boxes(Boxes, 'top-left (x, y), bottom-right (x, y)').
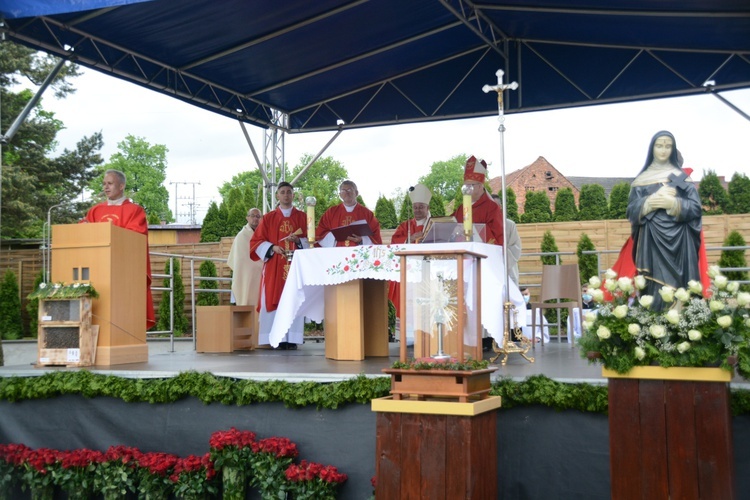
top-left (51, 223), bottom-right (148, 365)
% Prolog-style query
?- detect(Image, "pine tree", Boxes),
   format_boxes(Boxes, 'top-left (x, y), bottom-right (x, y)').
top-left (197, 260), bottom-right (220, 306)
top-left (156, 258), bottom-right (189, 335)
top-left (429, 191), bottom-right (446, 217)
top-left (226, 202), bottom-right (248, 237)
top-left (576, 233), bottom-right (597, 284)
top-left (540, 230), bottom-right (560, 266)
top-left (608, 182), bottom-right (630, 220)
top-left (374, 196), bottom-right (398, 229)
top-left (0, 270), bottom-right (24, 340)
top-left (504, 187), bottom-right (519, 223)
top-left (521, 191), bottom-right (552, 223)
top-left (200, 201), bottom-right (223, 242)
top-left (399, 194), bottom-right (413, 223)
top-left (718, 231), bottom-right (749, 291)
top-left (578, 184), bottom-right (608, 220)
top-left (26, 271), bottom-right (44, 338)
top-left (698, 170), bottom-right (730, 215)
top-left (553, 188), bottom-right (578, 222)
top-left (727, 173), bottom-right (750, 214)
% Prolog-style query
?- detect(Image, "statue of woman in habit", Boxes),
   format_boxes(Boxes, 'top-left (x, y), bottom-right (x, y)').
top-left (626, 130), bottom-right (703, 311)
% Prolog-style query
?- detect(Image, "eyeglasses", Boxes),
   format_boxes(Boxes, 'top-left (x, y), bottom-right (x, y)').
top-left (339, 188), bottom-right (355, 194)
top-left (248, 214), bottom-right (262, 218)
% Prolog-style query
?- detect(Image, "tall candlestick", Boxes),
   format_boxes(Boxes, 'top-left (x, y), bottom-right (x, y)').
top-left (305, 196), bottom-right (317, 243)
top-left (461, 184), bottom-right (473, 241)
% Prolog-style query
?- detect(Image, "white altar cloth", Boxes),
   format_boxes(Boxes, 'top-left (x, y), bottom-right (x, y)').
top-left (269, 242), bottom-right (526, 348)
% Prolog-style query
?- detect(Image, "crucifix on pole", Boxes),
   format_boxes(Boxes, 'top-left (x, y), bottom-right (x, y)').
top-left (482, 70), bottom-right (533, 364)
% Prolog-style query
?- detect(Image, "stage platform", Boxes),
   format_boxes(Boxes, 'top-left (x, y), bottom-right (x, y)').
top-left (1, 338), bottom-right (605, 383)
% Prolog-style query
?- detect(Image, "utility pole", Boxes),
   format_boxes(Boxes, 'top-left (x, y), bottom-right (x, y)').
top-left (169, 181), bottom-right (201, 224)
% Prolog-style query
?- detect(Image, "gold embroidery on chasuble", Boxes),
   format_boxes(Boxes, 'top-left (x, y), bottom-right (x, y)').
top-left (100, 213), bottom-right (120, 223)
top-left (342, 215), bottom-right (354, 246)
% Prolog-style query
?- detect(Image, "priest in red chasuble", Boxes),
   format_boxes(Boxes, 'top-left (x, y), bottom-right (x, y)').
top-left (315, 180), bottom-right (382, 247)
top-left (250, 182), bottom-right (310, 349)
top-left (82, 169), bottom-right (155, 328)
top-left (452, 156), bottom-right (504, 246)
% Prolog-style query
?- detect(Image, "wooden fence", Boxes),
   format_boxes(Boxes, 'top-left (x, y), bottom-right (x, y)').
top-left (2, 215), bottom-right (748, 336)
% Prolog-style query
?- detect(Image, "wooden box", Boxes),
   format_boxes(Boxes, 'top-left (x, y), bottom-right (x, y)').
top-left (37, 297), bottom-right (98, 367)
top-left (196, 305), bottom-right (256, 353)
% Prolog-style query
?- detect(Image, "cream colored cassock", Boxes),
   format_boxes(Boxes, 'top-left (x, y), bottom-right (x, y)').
top-left (227, 224), bottom-right (263, 306)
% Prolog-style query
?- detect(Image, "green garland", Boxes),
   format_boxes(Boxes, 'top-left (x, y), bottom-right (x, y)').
top-left (1, 371), bottom-right (749, 415)
top-left (390, 358), bottom-right (490, 371)
top-left (27, 282), bottom-right (100, 300)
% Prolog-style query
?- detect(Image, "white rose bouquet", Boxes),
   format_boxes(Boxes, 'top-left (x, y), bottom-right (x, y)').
top-left (578, 268), bottom-right (750, 376)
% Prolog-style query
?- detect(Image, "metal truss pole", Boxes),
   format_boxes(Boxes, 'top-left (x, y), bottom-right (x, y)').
top-left (261, 110), bottom-right (288, 213)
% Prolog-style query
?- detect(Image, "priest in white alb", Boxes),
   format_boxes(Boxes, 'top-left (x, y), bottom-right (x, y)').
top-left (227, 208), bottom-right (263, 307)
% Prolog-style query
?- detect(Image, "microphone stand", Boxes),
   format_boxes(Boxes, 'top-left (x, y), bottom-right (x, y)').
top-left (482, 69), bottom-right (533, 365)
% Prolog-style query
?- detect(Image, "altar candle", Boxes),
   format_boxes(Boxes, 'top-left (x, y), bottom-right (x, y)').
top-left (305, 196), bottom-right (317, 243)
top-left (461, 185), bottom-right (473, 237)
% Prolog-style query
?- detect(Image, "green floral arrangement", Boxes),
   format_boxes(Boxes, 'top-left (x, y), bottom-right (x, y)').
top-left (579, 266), bottom-right (750, 376)
top-left (391, 357), bottom-right (491, 371)
top-left (27, 282), bottom-right (99, 300)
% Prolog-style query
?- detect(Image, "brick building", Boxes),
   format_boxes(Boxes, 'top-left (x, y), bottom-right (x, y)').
top-left (488, 156), bottom-right (579, 214)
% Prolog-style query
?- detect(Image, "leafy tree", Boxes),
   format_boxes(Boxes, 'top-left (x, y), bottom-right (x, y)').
top-left (727, 173), bottom-right (750, 214)
top-left (90, 135), bottom-right (173, 222)
top-left (26, 271), bottom-right (44, 338)
top-left (577, 234), bottom-right (597, 285)
top-left (374, 196), bottom-right (398, 229)
top-left (418, 154), bottom-right (467, 202)
top-left (553, 188), bottom-right (578, 222)
top-left (429, 191), bottom-right (446, 217)
top-left (200, 201), bottom-right (223, 242)
top-left (156, 258), bottom-right (189, 335)
top-left (578, 184), bottom-right (608, 221)
top-left (398, 193), bottom-right (412, 223)
top-left (0, 270), bottom-right (23, 340)
top-left (147, 212), bottom-right (160, 225)
top-left (698, 169), bottom-right (730, 215)
top-left (540, 230), bottom-right (560, 266)
top-left (291, 155), bottom-right (349, 220)
top-left (242, 184), bottom-right (259, 213)
top-left (521, 191), bottom-right (552, 223)
top-left (356, 194), bottom-right (367, 207)
top-left (224, 187), bottom-right (247, 237)
top-left (1, 45), bottom-right (102, 238)
top-left (219, 170), bottom-right (266, 201)
top-left (608, 182), bottom-right (630, 220)
top-left (718, 231), bottom-right (749, 291)
top-left (197, 261), bottom-right (220, 306)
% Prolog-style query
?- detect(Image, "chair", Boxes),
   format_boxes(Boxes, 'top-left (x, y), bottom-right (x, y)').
top-left (530, 264), bottom-right (583, 348)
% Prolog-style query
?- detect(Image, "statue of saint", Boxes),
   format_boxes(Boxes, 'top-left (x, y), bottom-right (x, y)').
top-left (626, 131), bottom-right (703, 310)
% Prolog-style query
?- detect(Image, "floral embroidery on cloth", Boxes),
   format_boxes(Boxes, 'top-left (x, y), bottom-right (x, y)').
top-left (326, 245), bottom-right (404, 275)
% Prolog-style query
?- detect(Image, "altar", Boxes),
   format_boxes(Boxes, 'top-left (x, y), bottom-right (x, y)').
top-left (269, 242), bottom-right (526, 356)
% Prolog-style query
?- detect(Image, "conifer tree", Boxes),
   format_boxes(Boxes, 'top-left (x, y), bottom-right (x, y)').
top-left (553, 188), bottom-right (578, 222)
top-left (504, 187), bottom-right (519, 223)
top-left (578, 184), bottom-right (608, 220)
top-left (718, 231), bottom-right (749, 291)
top-left (197, 260), bottom-right (220, 306)
top-left (727, 173), bottom-right (750, 214)
top-left (156, 258), bottom-right (189, 335)
top-left (0, 270), bottom-right (24, 340)
top-left (26, 271), bottom-right (44, 338)
top-left (200, 201), bottom-right (223, 242)
top-left (540, 230), bottom-right (560, 266)
top-left (430, 191), bottom-right (446, 217)
top-left (374, 196), bottom-right (398, 229)
top-left (521, 191), bottom-right (552, 223)
top-left (576, 233), bottom-right (597, 285)
top-left (226, 202), bottom-right (248, 237)
top-left (698, 169), bottom-right (730, 215)
top-left (608, 182), bottom-right (630, 219)
top-left (399, 194), bottom-right (413, 223)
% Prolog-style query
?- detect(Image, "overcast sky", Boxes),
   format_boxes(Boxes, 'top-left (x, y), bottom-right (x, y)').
top-left (40, 67), bottom-right (750, 224)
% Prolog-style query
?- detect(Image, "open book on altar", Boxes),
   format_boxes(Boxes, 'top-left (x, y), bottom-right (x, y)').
top-left (420, 217), bottom-right (487, 243)
top-left (330, 220), bottom-right (374, 241)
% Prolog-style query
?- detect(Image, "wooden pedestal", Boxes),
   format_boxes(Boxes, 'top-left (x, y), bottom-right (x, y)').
top-left (324, 279), bottom-right (388, 360)
top-left (383, 368), bottom-right (495, 403)
top-left (196, 305), bottom-right (256, 353)
top-left (373, 397), bottom-right (500, 499)
top-left (606, 367), bottom-right (735, 499)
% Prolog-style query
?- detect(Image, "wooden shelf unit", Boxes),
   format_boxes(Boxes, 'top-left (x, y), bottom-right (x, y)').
top-left (196, 305), bottom-right (257, 353)
top-left (37, 297), bottom-right (98, 367)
